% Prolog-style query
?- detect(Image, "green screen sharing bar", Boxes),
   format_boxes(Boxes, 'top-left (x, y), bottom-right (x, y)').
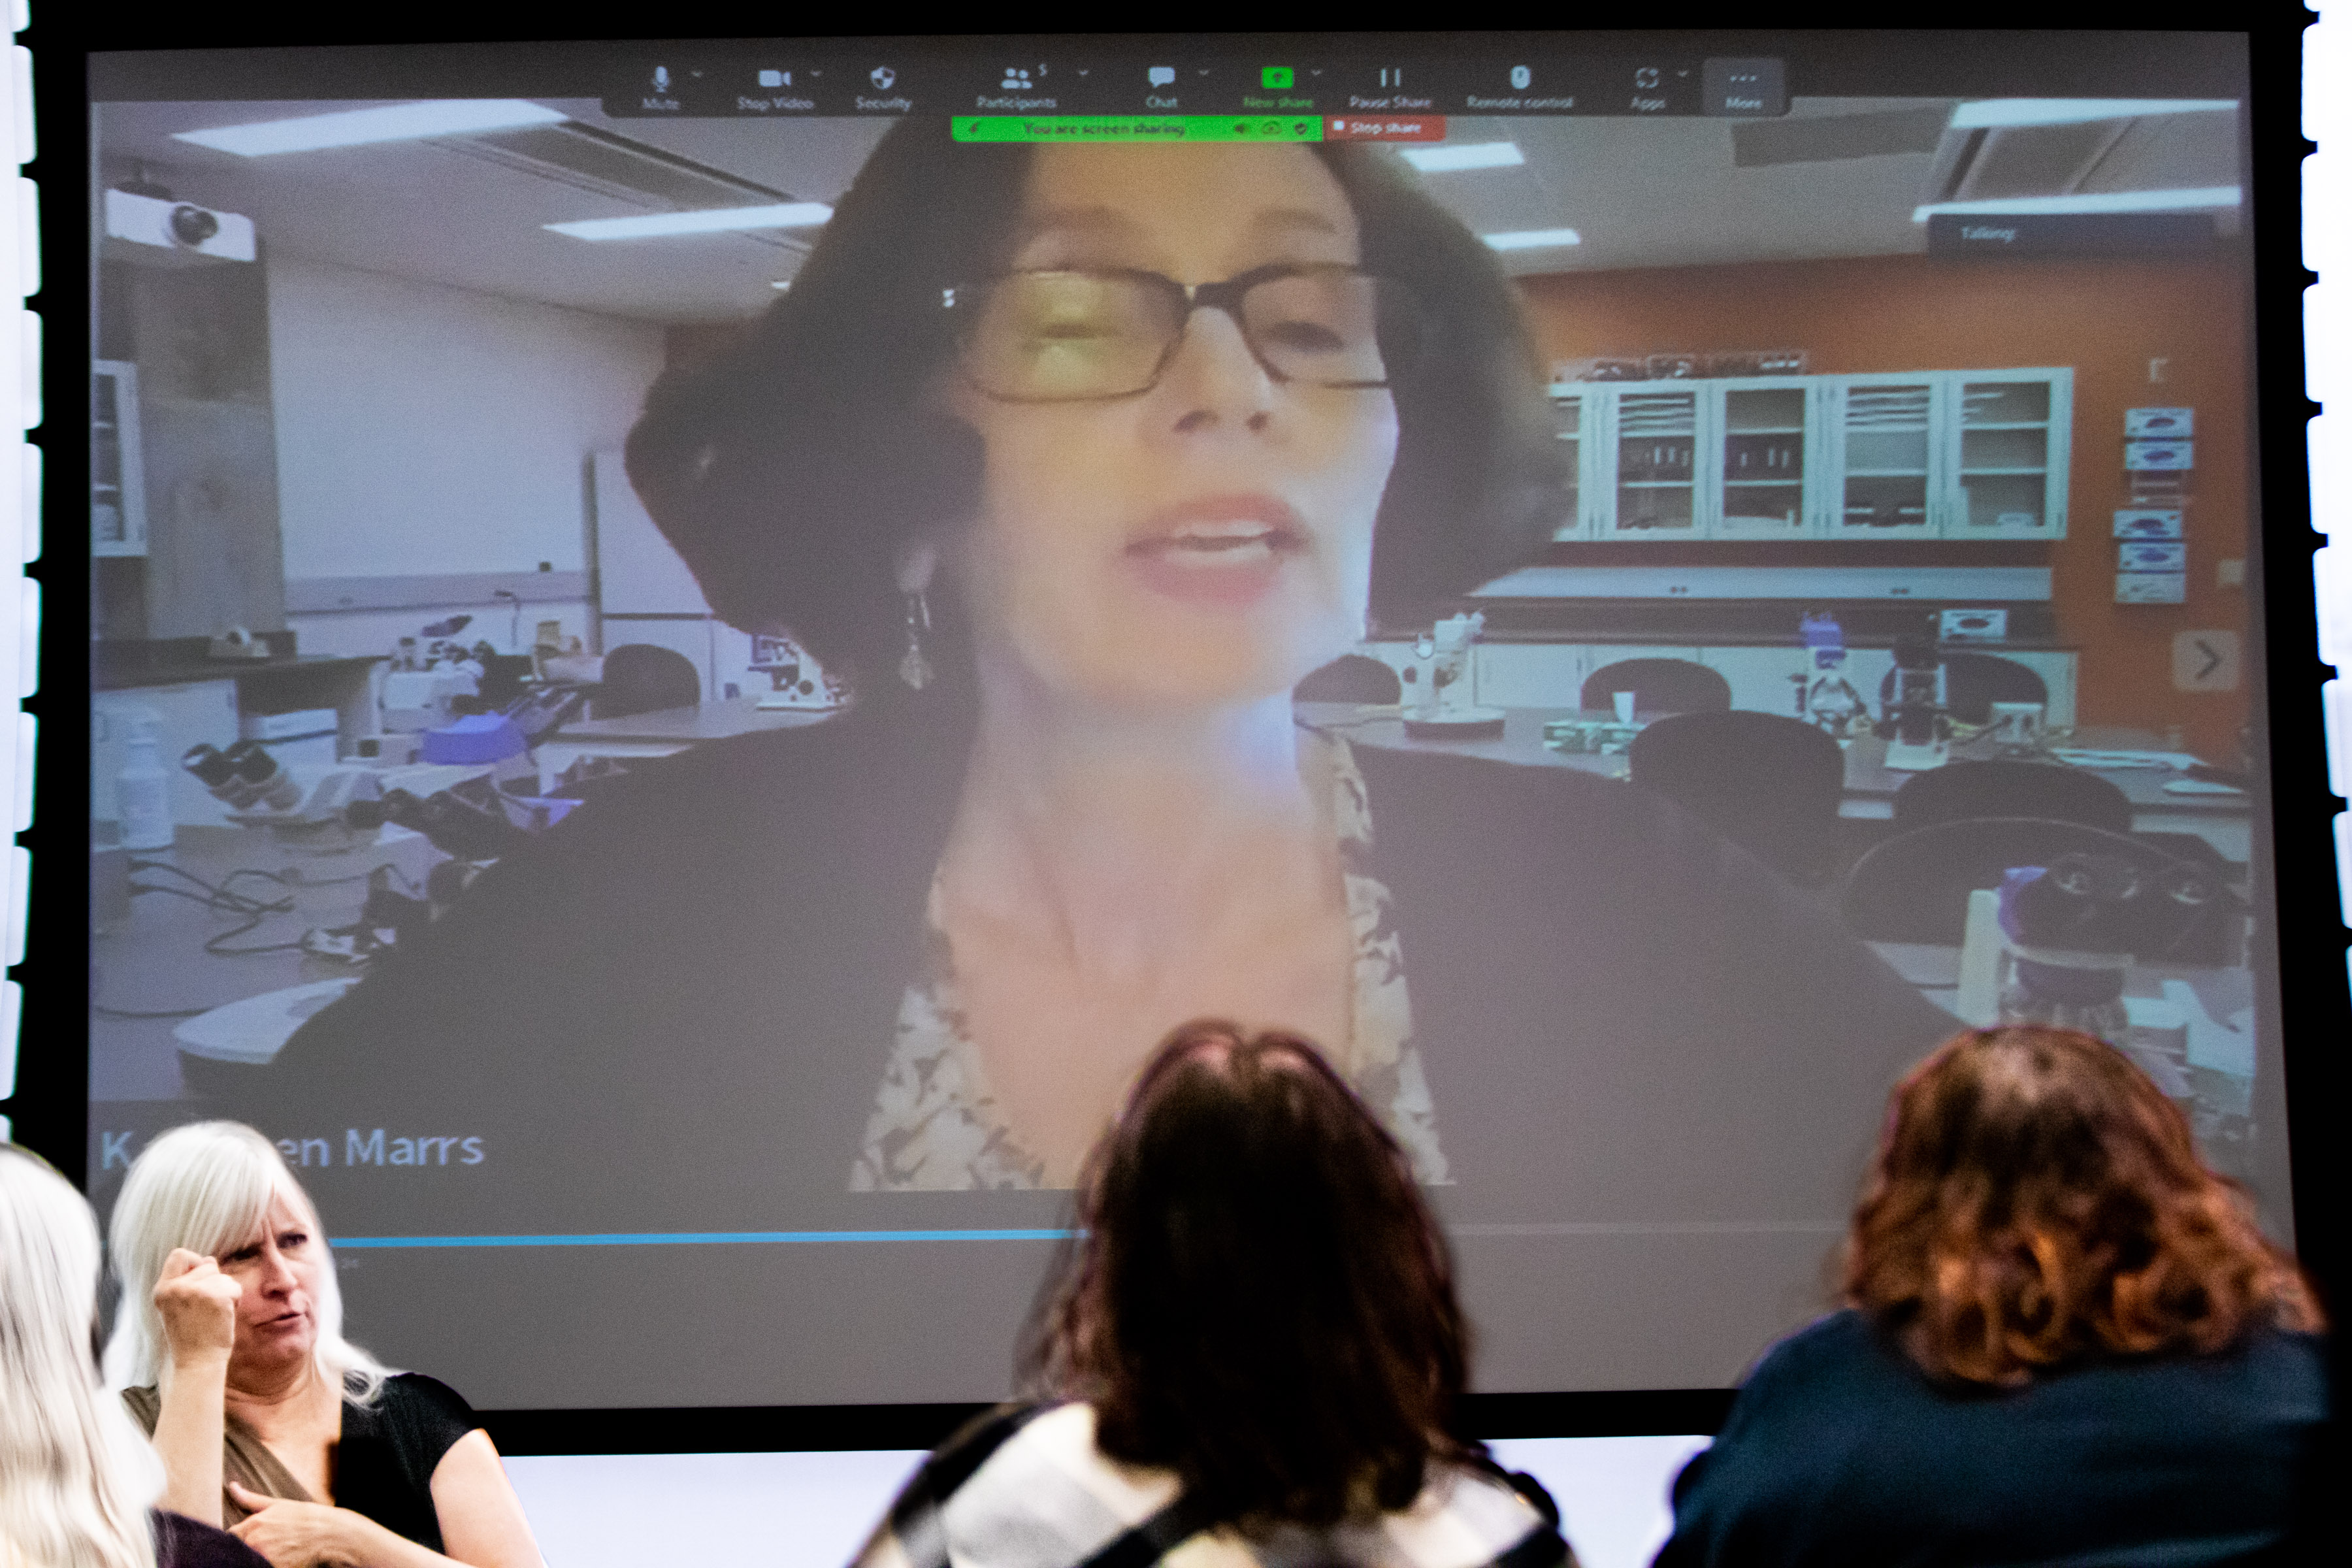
top-left (953, 116), bottom-right (1324, 143)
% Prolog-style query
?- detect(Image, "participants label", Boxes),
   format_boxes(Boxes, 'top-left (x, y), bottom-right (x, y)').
top-left (953, 115), bottom-right (1323, 143)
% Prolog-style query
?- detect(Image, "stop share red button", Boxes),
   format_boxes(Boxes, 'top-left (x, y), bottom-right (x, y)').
top-left (1326, 114), bottom-right (1446, 141)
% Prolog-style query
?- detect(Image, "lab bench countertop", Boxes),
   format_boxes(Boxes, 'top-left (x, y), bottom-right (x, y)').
top-left (93, 649), bottom-right (385, 693)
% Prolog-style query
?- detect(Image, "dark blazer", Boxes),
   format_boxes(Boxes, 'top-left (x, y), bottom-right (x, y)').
top-left (239, 700), bottom-right (1952, 1234)
top-left (1656, 1309), bottom-right (2333, 1568)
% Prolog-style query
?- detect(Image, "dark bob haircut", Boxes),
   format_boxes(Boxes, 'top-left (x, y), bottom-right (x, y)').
top-left (625, 121), bottom-right (1567, 691)
top-left (1845, 1026), bottom-right (2323, 1387)
top-left (1022, 1021), bottom-right (1472, 1530)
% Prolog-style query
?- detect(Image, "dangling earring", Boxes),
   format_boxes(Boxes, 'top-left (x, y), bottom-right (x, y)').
top-left (896, 540), bottom-right (939, 691)
top-left (898, 589), bottom-right (934, 691)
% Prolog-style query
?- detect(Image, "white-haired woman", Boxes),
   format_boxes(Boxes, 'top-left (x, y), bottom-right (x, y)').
top-left (1, 1142), bottom-right (265, 1568)
top-left (104, 1124), bottom-right (541, 1568)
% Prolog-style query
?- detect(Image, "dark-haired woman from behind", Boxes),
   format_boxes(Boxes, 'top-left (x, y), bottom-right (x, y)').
top-left (853, 1021), bottom-right (1574, 1568)
top-left (1656, 1025), bottom-right (2330, 1568)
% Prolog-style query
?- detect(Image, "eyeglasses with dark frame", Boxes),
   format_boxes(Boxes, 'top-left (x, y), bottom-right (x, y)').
top-left (943, 263), bottom-right (1426, 404)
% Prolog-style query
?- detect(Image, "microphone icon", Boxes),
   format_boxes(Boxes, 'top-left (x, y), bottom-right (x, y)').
top-left (652, 65), bottom-right (671, 93)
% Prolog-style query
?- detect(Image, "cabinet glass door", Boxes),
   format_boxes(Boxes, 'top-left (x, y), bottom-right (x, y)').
top-left (1950, 374), bottom-right (2068, 538)
top-left (1548, 387), bottom-right (1586, 539)
top-left (1714, 383), bottom-right (1810, 538)
top-left (92, 361), bottom-right (147, 558)
top-left (1603, 387), bottom-right (1703, 538)
top-left (1831, 378), bottom-right (1938, 538)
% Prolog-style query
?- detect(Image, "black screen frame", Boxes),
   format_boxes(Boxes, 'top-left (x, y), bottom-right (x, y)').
top-left (22, 10), bottom-right (2340, 1452)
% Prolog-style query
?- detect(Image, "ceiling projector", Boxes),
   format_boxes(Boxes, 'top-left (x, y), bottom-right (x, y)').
top-left (103, 188), bottom-right (257, 266)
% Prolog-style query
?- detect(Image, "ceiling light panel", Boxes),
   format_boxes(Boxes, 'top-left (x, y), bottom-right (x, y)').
top-left (173, 100), bottom-right (567, 155)
top-left (546, 202), bottom-right (835, 240)
top-left (1948, 99), bottom-right (2238, 130)
top-left (1399, 141), bottom-right (1526, 172)
top-left (1911, 186), bottom-right (2242, 221)
top-left (1482, 227), bottom-right (1582, 251)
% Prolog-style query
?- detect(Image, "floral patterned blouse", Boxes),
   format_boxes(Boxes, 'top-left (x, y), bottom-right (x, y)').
top-left (850, 730), bottom-right (1449, 1190)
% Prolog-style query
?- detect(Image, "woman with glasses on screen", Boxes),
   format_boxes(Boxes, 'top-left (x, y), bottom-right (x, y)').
top-left (257, 122), bottom-right (1947, 1220)
top-left (103, 1125), bottom-right (542, 1568)
top-left (1656, 1026), bottom-right (2330, 1567)
top-left (855, 1021), bottom-right (1571, 1568)
top-left (1, 1143), bottom-right (266, 1568)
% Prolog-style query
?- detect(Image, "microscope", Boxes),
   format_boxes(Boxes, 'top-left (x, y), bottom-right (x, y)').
top-left (1878, 634), bottom-right (1951, 771)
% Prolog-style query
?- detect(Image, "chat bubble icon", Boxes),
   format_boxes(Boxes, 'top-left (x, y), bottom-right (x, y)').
top-left (1148, 65), bottom-right (1175, 86)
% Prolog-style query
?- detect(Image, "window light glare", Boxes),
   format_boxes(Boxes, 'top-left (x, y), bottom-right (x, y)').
top-left (546, 203), bottom-right (836, 240)
top-left (172, 100), bottom-right (567, 156)
top-left (1399, 141), bottom-right (1526, 173)
top-left (1911, 186), bottom-right (2243, 222)
top-left (1482, 227), bottom-right (1582, 250)
top-left (1948, 98), bottom-right (2238, 129)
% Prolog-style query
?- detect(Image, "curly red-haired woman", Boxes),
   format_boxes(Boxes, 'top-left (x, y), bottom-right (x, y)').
top-left (1658, 1024), bottom-right (2329, 1567)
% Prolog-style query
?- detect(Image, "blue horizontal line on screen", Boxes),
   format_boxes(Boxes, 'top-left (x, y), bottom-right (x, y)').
top-left (328, 1229), bottom-right (1075, 1249)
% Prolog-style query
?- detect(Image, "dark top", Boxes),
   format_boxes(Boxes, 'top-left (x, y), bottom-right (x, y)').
top-left (335, 1373), bottom-right (480, 1553)
top-left (239, 700), bottom-right (1952, 1232)
top-left (125, 1373), bottom-right (478, 1552)
top-left (1656, 1309), bottom-right (2334, 1568)
top-left (154, 1510), bottom-right (269, 1568)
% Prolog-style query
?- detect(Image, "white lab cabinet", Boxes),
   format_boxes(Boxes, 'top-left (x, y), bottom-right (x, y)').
top-left (93, 361), bottom-right (150, 558)
top-left (1948, 371), bottom-right (2072, 540)
top-left (1548, 370), bottom-right (2070, 542)
top-left (1823, 372), bottom-right (1947, 540)
top-left (1548, 385), bottom-right (1600, 541)
top-left (1696, 645), bottom-right (1822, 717)
top-left (1709, 378), bottom-right (1823, 539)
top-left (1467, 643), bottom-right (1585, 708)
top-left (1595, 385), bottom-right (1707, 541)
top-left (1467, 643), bottom-right (1707, 710)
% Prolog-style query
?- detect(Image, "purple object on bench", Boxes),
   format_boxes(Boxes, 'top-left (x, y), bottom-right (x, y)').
top-left (421, 713), bottom-right (527, 765)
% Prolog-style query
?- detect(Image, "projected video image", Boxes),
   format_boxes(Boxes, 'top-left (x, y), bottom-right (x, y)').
top-left (87, 46), bottom-right (2274, 1404)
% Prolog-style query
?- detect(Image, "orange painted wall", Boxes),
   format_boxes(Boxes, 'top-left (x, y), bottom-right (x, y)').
top-left (1516, 255), bottom-right (2255, 760)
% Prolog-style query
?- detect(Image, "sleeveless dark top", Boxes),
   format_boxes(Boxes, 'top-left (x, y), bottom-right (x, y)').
top-left (125, 1373), bottom-right (480, 1553)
